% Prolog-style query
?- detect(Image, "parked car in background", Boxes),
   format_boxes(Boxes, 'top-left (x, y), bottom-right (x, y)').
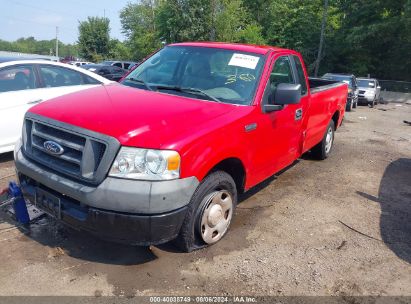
top-left (322, 73), bottom-right (359, 112)
top-left (357, 78), bottom-right (381, 107)
top-left (99, 60), bottom-right (137, 70)
top-left (68, 61), bottom-right (93, 67)
top-left (15, 42), bottom-right (347, 251)
top-left (60, 56), bottom-right (78, 63)
top-left (0, 60), bottom-right (112, 153)
top-left (82, 64), bottom-right (127, 82)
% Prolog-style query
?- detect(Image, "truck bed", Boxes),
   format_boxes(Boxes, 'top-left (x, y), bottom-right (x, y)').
top-left (309, 77), bottom-right (345, 94)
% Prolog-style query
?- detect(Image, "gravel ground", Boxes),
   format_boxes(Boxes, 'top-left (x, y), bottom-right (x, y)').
top-left (0, 102), bottom-right (410, 297)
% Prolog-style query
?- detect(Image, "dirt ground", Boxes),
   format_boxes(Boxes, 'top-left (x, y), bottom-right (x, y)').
top-left (0, 102), bottom-right (410, 297)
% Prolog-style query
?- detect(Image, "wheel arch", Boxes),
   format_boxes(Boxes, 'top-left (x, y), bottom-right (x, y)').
top-left (332, 110), bottom-right (340, 130)
top-left (203, 157), bottom-right (247, 194)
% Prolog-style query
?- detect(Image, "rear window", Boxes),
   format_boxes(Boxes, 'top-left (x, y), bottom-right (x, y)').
top-left (323, 74), bottom-right (353, 87)
top-left (358, 79), bottom-right (376, 88)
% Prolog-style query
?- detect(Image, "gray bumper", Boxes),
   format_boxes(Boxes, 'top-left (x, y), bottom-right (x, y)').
top-left (359, 95), bottom-right (374, 102)
top-left (15, 145), bottom-right (199, 214)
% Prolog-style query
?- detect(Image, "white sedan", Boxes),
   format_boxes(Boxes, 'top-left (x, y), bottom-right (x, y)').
top-left (0, 60), bottom-right (113, 154)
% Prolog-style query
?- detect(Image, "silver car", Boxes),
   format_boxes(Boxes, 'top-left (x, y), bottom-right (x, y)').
top-left (357, 78), bottom-right (381, 107)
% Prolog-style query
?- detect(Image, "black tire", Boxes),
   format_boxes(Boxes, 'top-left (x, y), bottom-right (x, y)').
top-left (353, 99), bottom-right (357, 109)
top-left (311, 120), bottom-right (335, 160)
top-left (370, 99), bottom-right (375, 108)
top-left (173, 171), bottom-right (237, 252)
top-left (346, 99), bottom-right (353, 112)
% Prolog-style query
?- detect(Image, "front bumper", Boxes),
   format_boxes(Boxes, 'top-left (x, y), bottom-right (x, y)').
top-left (15, 144), bottom-right (199, 245)
top-left (358, 95), bottom-right (374, 103)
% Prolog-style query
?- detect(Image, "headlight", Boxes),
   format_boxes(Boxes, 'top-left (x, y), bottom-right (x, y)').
top-left (109, 147), bottom-right (180, 180)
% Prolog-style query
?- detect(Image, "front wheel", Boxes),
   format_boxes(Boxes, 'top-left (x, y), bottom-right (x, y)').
top-left (311, 120), bottom-right (335, 160)
top-left (174, 171), bottom-right (237, 252)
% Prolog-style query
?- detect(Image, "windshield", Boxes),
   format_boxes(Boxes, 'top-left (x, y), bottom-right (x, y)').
top-left (121, 46), bottom-right (266, 105)
top-left (358, 79), bottom-right (376, 88)
top-left (323, 74), bottom-right (353, 87)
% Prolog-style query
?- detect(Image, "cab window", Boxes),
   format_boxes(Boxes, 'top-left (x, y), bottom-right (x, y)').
top-left (269, 56), bottom-right (295, 92)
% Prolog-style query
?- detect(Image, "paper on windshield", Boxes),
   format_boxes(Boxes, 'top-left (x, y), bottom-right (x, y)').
top-left (228, 53), bottom-right (260, 70)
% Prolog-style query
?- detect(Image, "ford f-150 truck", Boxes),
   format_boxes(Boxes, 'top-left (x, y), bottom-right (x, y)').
top-left (14, 42), bottom-right (348, 252)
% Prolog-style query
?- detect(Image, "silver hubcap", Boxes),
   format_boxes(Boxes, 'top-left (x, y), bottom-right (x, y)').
top-left (200, 190), bottom-right (233, 244)
top-left (325, 127), bottom-right (333, 154)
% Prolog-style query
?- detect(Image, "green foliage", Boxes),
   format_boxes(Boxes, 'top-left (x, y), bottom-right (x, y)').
top-left (1, 0), bottom-right (409, 80)
top-left (214, 0), bottom-right (247, 42)
top-left (120, 0), bottom-right (162, 60)
top-left (236, 23), bottom-right (266, 45)
top-left (156, 0), bottom-right (213, 42)
top-left (322, 0), bottom-right (411, 81)
top-left (0, 37), bottom-right (77, 57)
top-left (77, 16), bottom-right (111, 61)
top-left (108, 39), bottom-right (132, 60)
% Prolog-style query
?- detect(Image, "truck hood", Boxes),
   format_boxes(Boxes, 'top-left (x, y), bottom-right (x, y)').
top-left (28, 84), bottom-right (240, 149)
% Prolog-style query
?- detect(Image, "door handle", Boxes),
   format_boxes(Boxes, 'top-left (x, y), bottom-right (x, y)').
top-left (295, 108), bottom-right (303, 121)
top-left (28, 99), bottom-right (43, 104)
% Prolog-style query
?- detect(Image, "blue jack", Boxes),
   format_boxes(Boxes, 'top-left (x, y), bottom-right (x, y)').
top-left (8, 182), bottom-right (30, 224)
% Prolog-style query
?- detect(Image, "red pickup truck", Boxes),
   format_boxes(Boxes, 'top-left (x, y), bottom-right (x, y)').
top-left (15, 42), bottom-right (347, 251)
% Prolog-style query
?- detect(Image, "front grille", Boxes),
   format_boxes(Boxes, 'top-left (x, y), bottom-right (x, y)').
top-left (359, 90), bottom-right (366, 94)
top-left (23, 114), bottom-right (120, 185)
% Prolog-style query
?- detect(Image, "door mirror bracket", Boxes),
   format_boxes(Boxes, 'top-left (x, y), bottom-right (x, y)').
top-left (263, 104), bottom-right (284, 113)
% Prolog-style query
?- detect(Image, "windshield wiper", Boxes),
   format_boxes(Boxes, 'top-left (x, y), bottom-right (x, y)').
top-left (126, 77), bottom-right (154, 91)
top-left (156, 85), bottom-right (221, 102)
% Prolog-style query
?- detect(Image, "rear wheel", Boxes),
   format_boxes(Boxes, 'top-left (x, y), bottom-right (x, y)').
top-left (174, 171), bottom-right (237, 252)
top-left (353, 99), bottom-right (357, 108)
top-left (311, 120), bottom-right (335, 160)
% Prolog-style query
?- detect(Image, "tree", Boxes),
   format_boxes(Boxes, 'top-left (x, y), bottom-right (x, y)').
top-left (156, 0), bottom-right (213, 43)
top-left (120, 0), bottom-right (162, 60)
top-left (236, 23), bottom-right (266, 45)
top-left (108, 39), bottom-right (132, 60)
top-left (78, 16), bottom-right (111, 61)
top-left (0, 37), bottom-right (77, 57)
top-left (314, 0), bottom-right (329, 77)
top-left (324, 0), bottom-right (411, 81)
top-left (264, 0), bottom-right (330, 73)
top-left (214, 0), bottom-right (247, 42)
top-left (113, 0), bottom-right (411, 81)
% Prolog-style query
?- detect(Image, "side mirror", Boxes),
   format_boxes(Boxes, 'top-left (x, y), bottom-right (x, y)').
top-left (264, 83), bottom-right (301, 112)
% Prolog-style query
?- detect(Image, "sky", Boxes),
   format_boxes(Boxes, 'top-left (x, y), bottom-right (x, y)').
top-left (0, 0), bottom-right (131, 44)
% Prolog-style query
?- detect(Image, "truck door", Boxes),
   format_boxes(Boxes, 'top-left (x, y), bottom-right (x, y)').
top-left (291, 55), bottom-right (311, 155)
top-left (255, 54), bottom-right (308, 178)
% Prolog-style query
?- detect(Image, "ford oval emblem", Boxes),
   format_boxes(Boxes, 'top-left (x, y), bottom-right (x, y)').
top-left (43, 141), bottom-right (64, 155)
